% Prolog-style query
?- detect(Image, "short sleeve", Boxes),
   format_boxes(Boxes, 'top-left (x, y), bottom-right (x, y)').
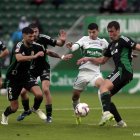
top-left (120, 36), bottom-right (136, 49)
top-left (103, 44), bottom-right (112, 57)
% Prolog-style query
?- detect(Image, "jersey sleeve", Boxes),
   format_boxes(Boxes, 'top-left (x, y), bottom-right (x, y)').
top-left (14, 42), bottom-right (23, 54)
top-left (75, 37), bottom-right (84, 47)
top-left (0, 41), bottom-right (7, 51)
top-left (103, 44), bottom-right (112, 57)
top-left (40, 34), bottom-right (57, 47)
top-left (102, 38), bottom-right (109, 49)
top-left (120, 36), bottom-right (137, 49)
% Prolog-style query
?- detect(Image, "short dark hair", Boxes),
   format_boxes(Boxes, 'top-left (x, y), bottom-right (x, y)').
top-left (107, 21), bottom-right (120, 30)
top-left (88, 23), bottom-right (98, 30)
top-left (28, 23), bottom-right (38, 29)
top-left (22, 27), bottom-right (34, 34)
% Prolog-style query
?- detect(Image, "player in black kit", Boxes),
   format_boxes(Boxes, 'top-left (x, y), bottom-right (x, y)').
top-left (0, 41), bottom-right (9, 88)
top-left (77, 21), bottom-right (140, 127)
top-left (1, 27), bottom-right (46, 125)
top-left (17, 23), bottom-right (71, 123)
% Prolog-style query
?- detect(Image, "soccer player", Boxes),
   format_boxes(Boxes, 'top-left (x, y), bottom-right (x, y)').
top-left (66, 23), bottom-right (109, 124)
top-left (77, 21), bottom-right (140, 126)
top-left (17, 23), bottom-right (67, 123)
top-left (1, 27), bottom-right (45, 125)
top-left (0, 41), bottom-right (9, 88)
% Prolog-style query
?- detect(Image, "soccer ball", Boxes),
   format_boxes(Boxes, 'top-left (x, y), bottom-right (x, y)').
top-left (75, 103), bottom-right (89, 117)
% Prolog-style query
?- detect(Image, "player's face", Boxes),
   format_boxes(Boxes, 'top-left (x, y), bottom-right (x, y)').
top-left (88, 29), bottom-right (99, 40)
top-left (32, 27), bottom-right (39, 41)
top-left (24, 33), bottom-right (35, 45)
top-left (107, 26), bottom-right (120, 41)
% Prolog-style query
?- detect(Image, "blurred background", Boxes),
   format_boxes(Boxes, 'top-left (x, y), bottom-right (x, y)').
top-left (0, 0), bottom-right (140, 94)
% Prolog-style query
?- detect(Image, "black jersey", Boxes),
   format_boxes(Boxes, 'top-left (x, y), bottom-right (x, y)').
top-left (6, 41), bottom-right (41, 81)
top-left (104, 35), bottom-right (136, 73)
top-left (36, 34), bottom-right (57, 62)
top-left (30, 34), bottom-right (57, 76)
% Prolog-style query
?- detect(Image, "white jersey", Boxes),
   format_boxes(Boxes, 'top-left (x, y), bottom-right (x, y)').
top-left (72, 36), bottom-right (108, 72)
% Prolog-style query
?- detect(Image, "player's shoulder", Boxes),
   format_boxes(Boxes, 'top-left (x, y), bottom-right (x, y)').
top-left (32, 41), bottom-right (42, 47)
top-left (120, 35), bottom-right (130, 42)
top-left (78, 36), bottom-right (89, 41)
top-left (39, 34), bottom-right (51, 40)
top-left (97, 37), bottom-right (108, 42)
top-left (16, 41), bottom-right (23, 48)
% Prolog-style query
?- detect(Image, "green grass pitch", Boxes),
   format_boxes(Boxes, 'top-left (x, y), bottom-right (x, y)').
top-left (0, 91), bottom-right (140, 140)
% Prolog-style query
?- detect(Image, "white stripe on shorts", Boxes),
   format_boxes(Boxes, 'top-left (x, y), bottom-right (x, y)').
top-left (110, 71), bottom-right (120, 82)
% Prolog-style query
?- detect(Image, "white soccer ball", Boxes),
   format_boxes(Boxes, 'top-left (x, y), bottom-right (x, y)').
top-left (75, 103), bottom-right (89, 117)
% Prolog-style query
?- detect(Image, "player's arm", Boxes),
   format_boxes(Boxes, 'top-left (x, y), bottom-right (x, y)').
top-left (46, 49), bottom-right (73, 60)
top-left (134, 44), bottom-right (140, 51)
top-left (0, 48), bottom-right (9, 58)
top-left (56, 30), bottom-right (66, 46)
top-left (16, 51), bottom-right (44, 62)
top-left (77, 56), bottom-right (110, 65)
top-left (66, 42), bottom-right (80, 52)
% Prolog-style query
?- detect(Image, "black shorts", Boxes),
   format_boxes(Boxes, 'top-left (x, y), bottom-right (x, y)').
top-left (31, 68), bottom-right (50, 81)
top-left (7, 75), bottom-right (39, 101)
top-left (107, 69), bottom-right (133, 96)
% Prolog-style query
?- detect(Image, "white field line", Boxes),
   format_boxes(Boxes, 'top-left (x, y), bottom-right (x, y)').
top-left (1, 106), bottom-right (140, 112)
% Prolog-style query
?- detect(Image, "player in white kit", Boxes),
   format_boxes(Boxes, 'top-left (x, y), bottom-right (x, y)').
top-left (66, 23), bottom-right (108, 124)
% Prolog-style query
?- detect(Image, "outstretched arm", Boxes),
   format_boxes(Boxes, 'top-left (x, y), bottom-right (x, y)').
top-left (134, 44), bottom-right (140, 51)
top-left (56, 30), bottom-right (66, 46)
top-left (46, 50), bottom-right (73, 60)
top-left (77, 56), bottom-right (110, 65)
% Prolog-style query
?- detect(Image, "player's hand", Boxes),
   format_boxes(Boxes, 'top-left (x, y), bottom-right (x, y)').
top-left (61, 54), bottom-right (73, 60)
top-left (66, 42), bottom-right (73, 49)
top-left (34, 51), bottom-right (44, 58)
top-left (59, 30), bottom-right (67, 42)
top-left (77, 57), bottom-right (89, 65)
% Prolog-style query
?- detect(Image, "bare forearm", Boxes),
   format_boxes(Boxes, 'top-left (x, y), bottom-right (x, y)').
top-left (16, 55), bottom-right (36, 62)
top-left (0, 49), bottom-right (9, 58)
top-left (47, 51), bottom-right (61, 59)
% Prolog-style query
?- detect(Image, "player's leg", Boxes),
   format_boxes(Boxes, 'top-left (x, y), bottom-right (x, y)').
top-left (41, 80), bottom-right (52, 123)
top-left (110, 88), bottom-right (128, 127)
top-left (17, 88), bottom-right (31, 121)
top-left (1, 84), bottom-right (21, 125)
top-left (30, 85), bottom-right (46, 120)
top-left (72, 70), bottom-right (89, 124)
top-left (98, 79), bottom-right (114, 126)
top-left (110, 102), bottom-right (127, 127)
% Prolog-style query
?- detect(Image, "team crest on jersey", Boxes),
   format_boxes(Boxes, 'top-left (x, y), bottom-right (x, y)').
top-left (15, 48), bottom-right (20, 53)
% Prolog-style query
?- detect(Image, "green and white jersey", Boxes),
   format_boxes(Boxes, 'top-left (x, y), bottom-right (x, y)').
top-left (73, 36), bottom-right (108, 72)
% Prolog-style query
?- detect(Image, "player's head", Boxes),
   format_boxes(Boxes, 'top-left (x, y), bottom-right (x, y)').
top-left (88, 23), bottom-right (99, 40)
top-left (22, 27), bottom-right (34, 45)
top-left (28, 23), bottom-right (39, 41)
top-left (107, 21), bottom-right (120, 41)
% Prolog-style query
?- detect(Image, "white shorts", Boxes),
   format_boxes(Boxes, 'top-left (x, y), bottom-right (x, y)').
top-left (73, 69), bottom-right (103, 90)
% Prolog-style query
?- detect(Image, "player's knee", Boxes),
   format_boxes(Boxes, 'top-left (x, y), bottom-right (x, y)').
top-left (43, 87), bottom-right (50, 95)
